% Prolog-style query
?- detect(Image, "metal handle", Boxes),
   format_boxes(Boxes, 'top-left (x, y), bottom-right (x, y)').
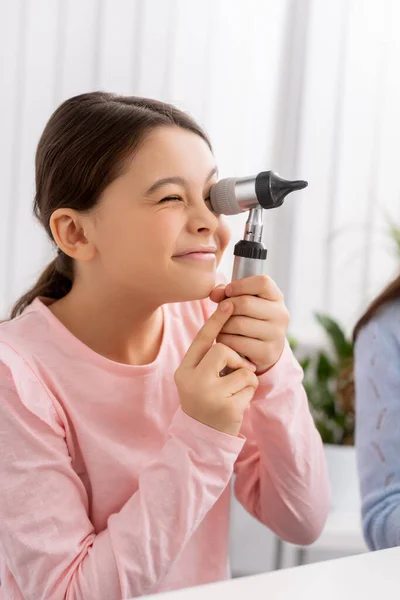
top-left (232, 255), bottom-right (267, 281)
top-left (220, 256), bottom-right (267, 377)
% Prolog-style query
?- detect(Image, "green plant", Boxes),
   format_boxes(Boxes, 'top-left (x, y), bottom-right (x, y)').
top-left (294, 314), bottom-right (355, 446)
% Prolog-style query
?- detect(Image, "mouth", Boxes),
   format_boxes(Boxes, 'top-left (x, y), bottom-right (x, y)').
top-left (172, 247), bottom-right (218, 262)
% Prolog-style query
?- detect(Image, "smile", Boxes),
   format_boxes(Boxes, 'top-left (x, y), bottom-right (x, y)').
top-left (173, 252), bottom-right (216, 262)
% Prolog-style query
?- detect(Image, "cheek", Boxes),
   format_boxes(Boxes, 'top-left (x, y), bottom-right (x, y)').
top-left (97, 209), bottom-right (183, 260)
top-left (217, 217), bottom-right (231, 253)
top-left (149, 211), bottom-right (184, 253)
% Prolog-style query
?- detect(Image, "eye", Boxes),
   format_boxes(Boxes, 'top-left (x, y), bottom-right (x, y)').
top-left (159, 196), bottom-right (182, 203)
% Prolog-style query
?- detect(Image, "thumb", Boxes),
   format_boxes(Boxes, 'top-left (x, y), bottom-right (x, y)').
top-left (209, 284), bottom-right (227, 304)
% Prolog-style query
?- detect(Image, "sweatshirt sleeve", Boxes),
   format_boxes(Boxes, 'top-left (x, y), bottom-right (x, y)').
top-left (0, 348), bottom-right (244, 600)
top-left (354, 306), bottom-right (400, 550)
top-left (233, 340), bottom-right (331, 545)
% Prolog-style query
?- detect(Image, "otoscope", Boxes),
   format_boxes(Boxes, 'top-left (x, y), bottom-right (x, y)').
top-left (209, 170), bottom-right (308, 374)
top-left (210, 170), bottom-right (308, 280)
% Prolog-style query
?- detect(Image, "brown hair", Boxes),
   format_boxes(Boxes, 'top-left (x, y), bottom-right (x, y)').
top-left (11, 92), bottom-right (211, 319)
top-left (353, 274), bottom-right (400, 341)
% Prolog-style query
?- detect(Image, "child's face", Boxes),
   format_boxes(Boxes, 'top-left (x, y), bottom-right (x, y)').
top-left (90, 125), bottom-right (231, 304)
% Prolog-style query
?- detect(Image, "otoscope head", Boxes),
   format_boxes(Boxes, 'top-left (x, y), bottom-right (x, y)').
top-left (210, 170), bottom-right (308, 215)
top-left (258, 171), bottom-right (308, 209)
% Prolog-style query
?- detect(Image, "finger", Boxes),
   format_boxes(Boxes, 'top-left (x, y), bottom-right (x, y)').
top-left (220, 315), bottom-right (270, 340)
top-left (229, 295), bottom-right (273, 320)
top-left (216, 333), bottom-right (267, 361)
top-left (209, 285), bottom-right (227, 304)
top-left (181, 301), bottom-right (234, 368)
top-left (231, 386), bottom-right (257, 415)
top-left (224, 367), bottom-right (259, 395)
top-left (225, 275), bottom-right (283, 301)
top-left (200, 342), bottom-right (256, 375)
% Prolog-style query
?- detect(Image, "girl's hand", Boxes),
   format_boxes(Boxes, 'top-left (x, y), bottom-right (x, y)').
top-left (175, 301), bottom-right (259, 437)
top-left (209, 275), bottom-right (290, 375)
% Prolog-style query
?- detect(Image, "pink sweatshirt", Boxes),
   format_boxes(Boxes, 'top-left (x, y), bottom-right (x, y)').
top-left (0, 286), bottom-right (330, 599)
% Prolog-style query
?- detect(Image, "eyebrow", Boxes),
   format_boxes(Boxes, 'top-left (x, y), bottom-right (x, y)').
top-left (145, 166), bottom-right (218, 196)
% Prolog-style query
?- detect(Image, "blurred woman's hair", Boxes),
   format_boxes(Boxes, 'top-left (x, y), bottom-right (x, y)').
top-left (11, 92), bottom-right (211, 319)
top-left (353, 274), bottom-right (400, 341)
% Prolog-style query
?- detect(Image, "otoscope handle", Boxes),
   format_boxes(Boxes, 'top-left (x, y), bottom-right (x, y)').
top-left (231, 255), bottom-right (267, 280)
top-left (219, 255), bottom-right (267, 377)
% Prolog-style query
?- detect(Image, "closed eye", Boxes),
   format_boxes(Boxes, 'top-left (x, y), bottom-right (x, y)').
top-left (159, 195), bottom-right (212, 204)
top-left (159, 196), bottom-right (182, 203)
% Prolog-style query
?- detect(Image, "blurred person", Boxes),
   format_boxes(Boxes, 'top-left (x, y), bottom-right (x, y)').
top-left (0, 92), bottom-right (330, 599)
top-left (354, 274), bottom-right (400, 549)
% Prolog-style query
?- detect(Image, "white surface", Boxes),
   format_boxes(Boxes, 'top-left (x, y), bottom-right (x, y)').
top-left (144, 548), bottom-right (399, 600)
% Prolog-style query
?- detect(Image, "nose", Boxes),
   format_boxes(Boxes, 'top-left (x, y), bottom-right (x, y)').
top-left (187, 199), bottom-right (220, 234)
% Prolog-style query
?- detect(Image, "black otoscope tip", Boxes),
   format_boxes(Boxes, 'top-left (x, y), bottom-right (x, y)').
top-left (290, 179), bottom-right (308, 191)
top-left (255, 171), bottom-right (308, 210)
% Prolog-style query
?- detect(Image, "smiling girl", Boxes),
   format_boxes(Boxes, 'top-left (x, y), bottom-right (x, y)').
top-left (0, 92), bottom-right (330, 599)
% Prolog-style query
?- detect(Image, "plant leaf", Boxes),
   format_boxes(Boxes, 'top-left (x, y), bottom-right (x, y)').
top-left (315, 313), bottom-right (353, 359)
top-left (316, 351), bottom-right (337, 382)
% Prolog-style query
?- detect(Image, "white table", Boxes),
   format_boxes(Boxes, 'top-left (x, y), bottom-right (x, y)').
top-left (145, 547), bottom-right (399, 600)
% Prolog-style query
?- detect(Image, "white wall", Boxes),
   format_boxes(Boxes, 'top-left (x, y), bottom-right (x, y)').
top-left (290, 0), bottom-right (400, 343)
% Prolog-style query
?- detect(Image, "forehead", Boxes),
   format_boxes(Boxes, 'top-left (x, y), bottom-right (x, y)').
top-left (124, 126), bottom-right (216, 186)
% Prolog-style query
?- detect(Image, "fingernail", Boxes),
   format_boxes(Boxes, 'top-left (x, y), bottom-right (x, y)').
top-left (225, 284), bottom-right (233, 296)
top-left (219, 300), bottom-right (232, 312)
top-left (245, 360), bottom-right (257, 371)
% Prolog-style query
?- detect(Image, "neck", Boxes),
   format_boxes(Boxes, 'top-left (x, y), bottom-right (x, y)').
top-left (49, 280), bottom-right (164, 366)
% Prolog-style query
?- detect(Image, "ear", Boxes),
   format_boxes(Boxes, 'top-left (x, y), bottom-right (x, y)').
top-left (49, 208), bottom-right (96, 262)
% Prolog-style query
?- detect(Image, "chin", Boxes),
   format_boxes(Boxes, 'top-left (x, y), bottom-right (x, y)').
top-left (168, 271), bottom-right (217, 303)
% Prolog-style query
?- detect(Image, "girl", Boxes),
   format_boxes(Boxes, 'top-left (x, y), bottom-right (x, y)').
top-left (354, 275), bottom-right (400, 549)
top-left (0, 92), bottom-right (330, 599)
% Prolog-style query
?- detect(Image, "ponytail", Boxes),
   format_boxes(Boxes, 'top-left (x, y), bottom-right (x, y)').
top-left (11, 251), bottom-right (73, 319)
